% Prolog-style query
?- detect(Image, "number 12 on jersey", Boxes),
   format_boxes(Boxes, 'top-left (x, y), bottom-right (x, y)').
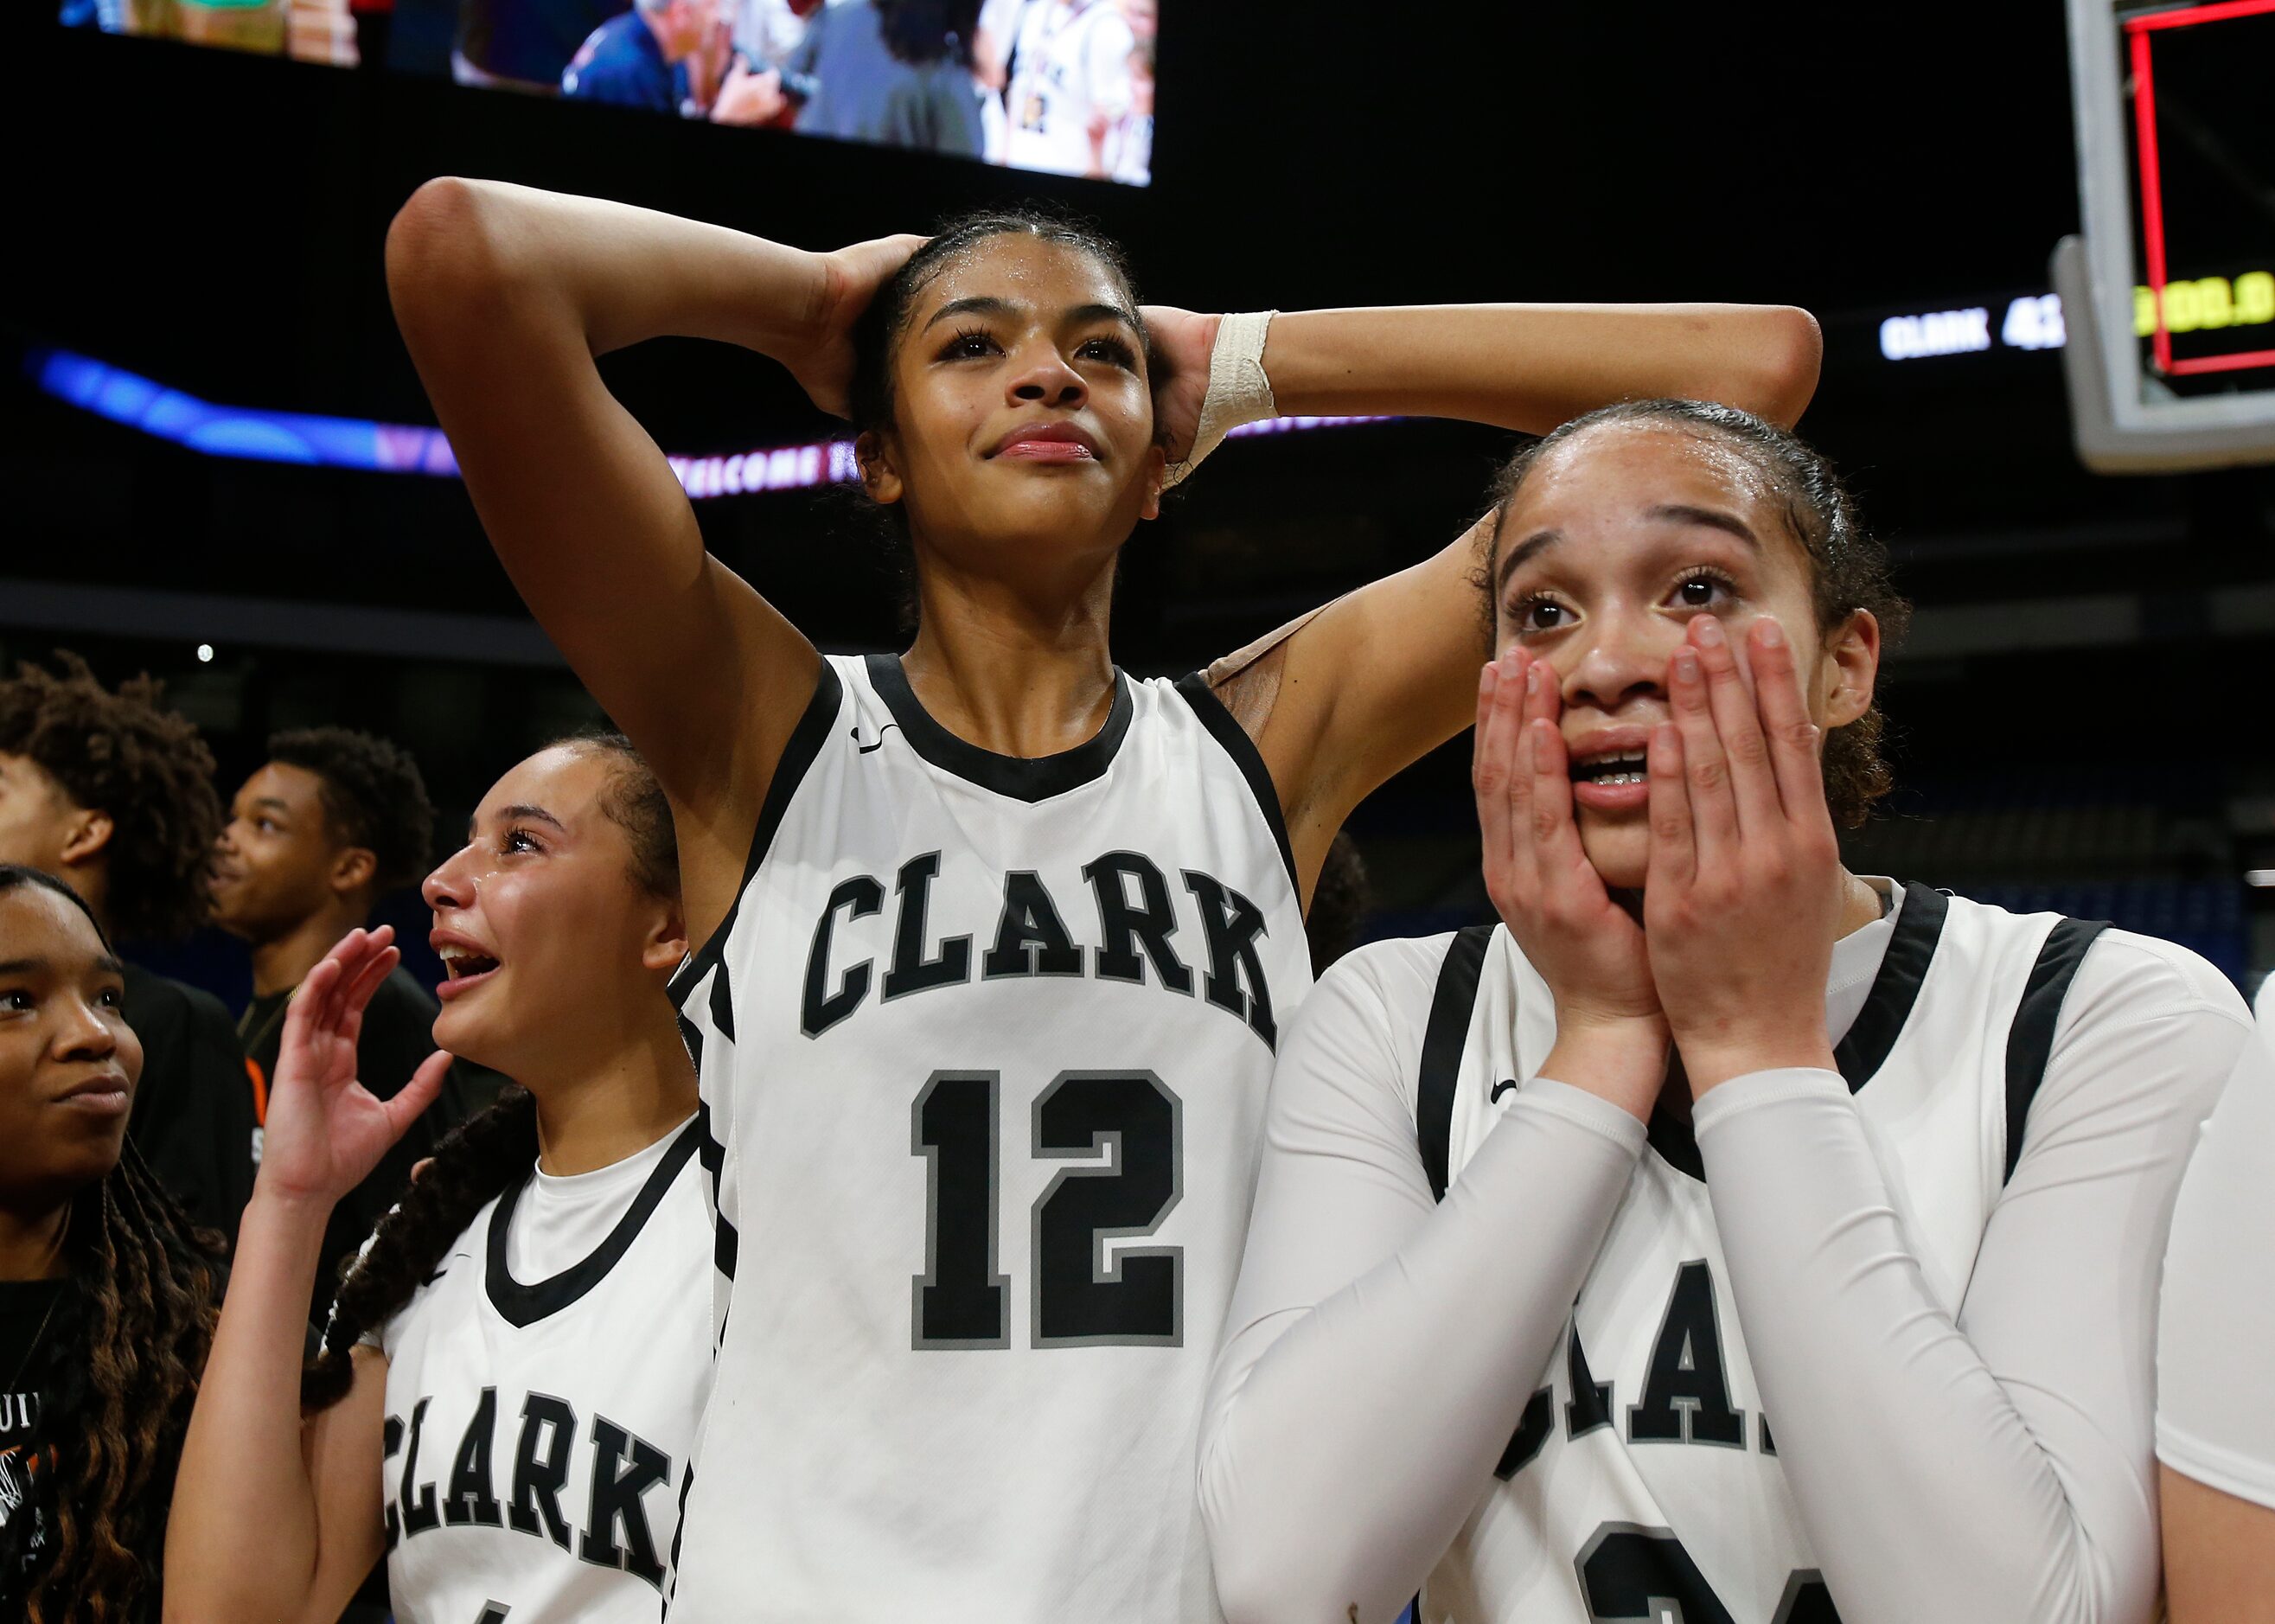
top-left (911, 1070), bottom-right (1183, 1349)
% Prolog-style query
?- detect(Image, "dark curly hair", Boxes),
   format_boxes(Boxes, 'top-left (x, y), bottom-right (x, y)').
top-left (845, 207), bottom-right (1163, 630)
top-left (265, 727), bottom-right (435, 895)
top-left (302, 735), bottom-right (678, 1410)
top-left (1478, 399), bottom-right (1913, 829)
top-left (0, 865), bottom-right (224, 1623)
top-left (0, 653), bottom-right (224, 943)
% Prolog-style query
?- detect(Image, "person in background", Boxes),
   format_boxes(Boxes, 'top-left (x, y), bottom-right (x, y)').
top-left (759, 0), bottom-right (986, 157)
top-left (1001, 0), bottom-right (1135, 178)
top-left (0, 655), bottom-right (256, 1249)
top-left (208, 726), bottom-right (464, 1320)
top-left (0, 863), bottom-right (224, 1624)
top-left (451, 0), bottom-right (628, 93)
top-left (561, 0), bottom-right (717, 114)
top-left (1112, 0), bottom-right (1152, 185)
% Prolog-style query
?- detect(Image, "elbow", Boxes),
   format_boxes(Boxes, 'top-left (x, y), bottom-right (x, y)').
top-left (1748, 305), bottom-right (1823, 428)
top-left (1201, 1443), bottom-right (1371, 1624)
top-left (385, 177), bottom-right (527, 348)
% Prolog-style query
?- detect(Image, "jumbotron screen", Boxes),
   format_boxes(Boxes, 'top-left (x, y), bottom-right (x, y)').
top-left (2118, 0), bottom-right (2275, 397)
top-left (59, 0), bottom-right (1157, 186)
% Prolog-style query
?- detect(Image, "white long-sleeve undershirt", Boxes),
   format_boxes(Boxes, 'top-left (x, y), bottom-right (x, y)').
top-left (1199, 911), bottom-right (2251, 1624)
top-left (2153, 975), bottom-right (2275, 1508)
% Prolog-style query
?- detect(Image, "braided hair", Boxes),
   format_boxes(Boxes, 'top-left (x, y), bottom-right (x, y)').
top-left (1478, 399), bottom-right (1913, 828)
top-left (0, 865), bottom-right (225, 1623)
top-left (302, 734), bottom-right (679, 1410)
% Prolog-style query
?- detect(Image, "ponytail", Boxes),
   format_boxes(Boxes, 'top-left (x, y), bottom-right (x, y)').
top-left (301, 1090), bottom-right (540, 1410)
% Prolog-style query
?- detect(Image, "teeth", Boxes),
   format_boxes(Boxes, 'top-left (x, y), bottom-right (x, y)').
top-left (1593, 770), bottom-right (1646, 786)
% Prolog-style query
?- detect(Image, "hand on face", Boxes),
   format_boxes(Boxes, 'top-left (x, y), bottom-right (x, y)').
top-left (1641, 614), bottom-right (1846, 1094)
top-left (255, 926), bottom-right (449, 1210)
top-left (1474, 646), bottom-right (1668, 1120)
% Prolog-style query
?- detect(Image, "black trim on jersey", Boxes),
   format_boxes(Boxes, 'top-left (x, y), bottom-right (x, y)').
top-left (1644, 881), bottom-right (1953, 1180)
top-left (2002, 915), bottom-right (2110, 1184)
top-left (1830, 881), bottom-right (1950, 1090)
top-left (668, 660), bottom-right (846, 1013)
top-left (1173, 672), bottom-right (1299, 895)
top-left (485, 1121), bottom-right (702, 1328)
top-left (866, 653), bottom-right (1132, 802)
top-left (1418, 925), bottom-right (1496, 1203)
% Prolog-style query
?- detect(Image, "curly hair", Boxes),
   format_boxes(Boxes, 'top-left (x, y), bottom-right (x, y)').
top-left (265, 727), bottom-right (435, 894)
top-left (1477, 399), bottom-right (1913, 828)
top-left (302, 735), bottom-right (678, 1410)
top-left (844, 207), bottom-right (1163, 630)
top-left (0, 866), bottom-right (224, 1623)
top-left (0, 653), bottom-right (224, 942)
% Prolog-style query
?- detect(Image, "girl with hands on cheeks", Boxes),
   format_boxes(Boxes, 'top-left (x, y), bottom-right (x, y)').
top-left (167, 737), bottom-right (712, 1624)
top-left (1200, 399), bottom-right (2257, 1624)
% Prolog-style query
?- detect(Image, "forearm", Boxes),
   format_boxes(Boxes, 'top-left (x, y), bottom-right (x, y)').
top-left (387, 177), bottom-right (828, 361)
top-left (1263, 303), bottom-right (1821, 431)
top-left (1202, 1079), bottom-right (1643, 1623)
top-left (166, 1189), bottom-right (335, 1618)
top-left (1695, 1070), bottom-right (2158, 1624)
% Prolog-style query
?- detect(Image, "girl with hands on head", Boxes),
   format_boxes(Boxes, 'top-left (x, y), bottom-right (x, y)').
top-left (1201, 399), bottom-right (2255, 1624)
top-left (385, 174), bottom-right (1820, 1618)
top-left (167, 736), bottom-right (711, 1624)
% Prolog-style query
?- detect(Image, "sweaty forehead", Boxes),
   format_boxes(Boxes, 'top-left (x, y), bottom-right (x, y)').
top-left (1525, 421), bottom-right (1777, 518)
top-left (473, 745), bottom-right (605, 830)
top-left (911, 234), bottom-right (1131, 321)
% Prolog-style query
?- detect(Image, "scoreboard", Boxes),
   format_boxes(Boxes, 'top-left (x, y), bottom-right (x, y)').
top-left (2061, 0), bottom-right (2275, 470)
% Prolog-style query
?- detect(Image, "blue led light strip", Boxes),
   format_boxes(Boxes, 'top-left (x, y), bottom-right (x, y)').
top-left (29, 347), bottom-right (1392, 500)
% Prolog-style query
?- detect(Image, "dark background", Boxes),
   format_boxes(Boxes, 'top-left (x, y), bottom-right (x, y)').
top-left (5, 0), bottom-right (2272, 1001)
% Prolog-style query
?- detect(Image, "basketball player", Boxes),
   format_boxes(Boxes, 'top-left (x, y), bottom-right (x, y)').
top-left (382, 180), bottom-right (1818, 1619)
top-left (1199, 400), bottom-right (2254, 1623)
top-left (168, 737), bottom-right (711, 1622)
top-left (2153, 976), bottom-right (2275, 1621)
top-left (1000, 0), bottom-right (1134, 178)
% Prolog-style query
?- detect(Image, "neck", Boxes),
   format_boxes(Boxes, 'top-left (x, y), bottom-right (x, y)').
top-left (251, 898), bottom-right (370, 997)
top-left (899, 560), bottom-right (1118, 758)
top-left (0, 1202), bottom-right (71, 1282)
top-left (525, 1017), bottom-right (699, 1177)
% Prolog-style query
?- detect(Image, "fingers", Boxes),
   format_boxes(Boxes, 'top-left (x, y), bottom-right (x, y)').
top-left (1667, 635), bottom-right (1735, 867)
top-left (381, 1051), bottom-right (453, 1144)
top-left (1748, 617), bottom-right (1827, 823)
top-left (337, 938), bottom-right (402, 1028)
top-left (1646, 721), bottom-right (1696, 892)
top-left (1473, 655), bottom-right (1518, 902)
top-left (1690, 616), bottom-right (1782, 836)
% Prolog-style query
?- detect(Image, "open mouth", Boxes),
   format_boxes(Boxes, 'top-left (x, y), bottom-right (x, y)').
top-left (1570, 750), bottom-right (1648, 789)
top-left (438, 945), bottom-right (502, 981)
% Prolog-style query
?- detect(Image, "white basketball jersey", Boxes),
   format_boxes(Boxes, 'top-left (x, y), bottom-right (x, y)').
top-left (1003, 0), bottom-right (1135, 176)
top-left (668, 654), bottom-right (1310, 1621)
top-left (1409, 886), bottom-right (2106, 1623)
top-left (378, 1122), bottom-right (713, 1624)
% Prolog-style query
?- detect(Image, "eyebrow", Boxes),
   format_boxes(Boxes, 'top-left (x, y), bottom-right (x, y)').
top-left (0, 955), bottom-right (122, 977)
top-left (1494, 503), bottom-right (1763, 593)
top-left (1646, 503), bottom-right (1761, 550)
top-left (921, 296), bottom-right (1141, 336)
top-left (1495, 530), bottom-right (1562, 592)
top-left (249, 796), bottom-right (291, 815)
top-left (468, 803), bottom-right (569, 841)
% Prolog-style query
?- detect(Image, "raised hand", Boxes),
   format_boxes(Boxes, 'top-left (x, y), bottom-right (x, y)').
top-left (1643, 615), bottom-right (1846, 1095)
top-left (1474, 646), bottom-right (1667, 1121)
top-left (1137, 304), bottom-right (1220, 464)
top-left (254, 926), bottom-right (451, 1209)
top-left (788, 233), bottom-right (929, 419)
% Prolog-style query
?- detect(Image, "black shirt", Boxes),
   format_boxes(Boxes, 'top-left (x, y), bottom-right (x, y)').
top-left (242, 966), bottom-right (466, 1325)
top-left (121, 963), bottom-right (258, 1250)
top-left (0, 1276), bottom-right (69, 1613)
